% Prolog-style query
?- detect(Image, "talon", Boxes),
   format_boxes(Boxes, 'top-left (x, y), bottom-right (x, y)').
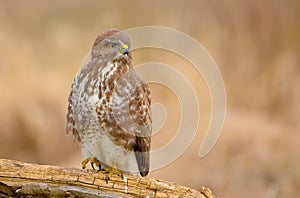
top-left (81, 157), bottom-right (101, 170)
top-left (81, 158), bottom-right (90, 169)
top-left (101, 165), bottom-right (123, 184)
top-left (91, 157), bottom-right (101, 171)
top-left (91, 162), bottom-right (95, 170)
top-left (105, 174), bottom-right (110, 184)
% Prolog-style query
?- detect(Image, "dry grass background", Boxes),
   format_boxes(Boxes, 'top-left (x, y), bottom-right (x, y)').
top-left (0, 0), bottom-right (300, 197)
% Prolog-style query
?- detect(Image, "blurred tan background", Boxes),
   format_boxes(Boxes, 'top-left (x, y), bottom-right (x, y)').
top-left (0, 0), bottom-right (300, 197)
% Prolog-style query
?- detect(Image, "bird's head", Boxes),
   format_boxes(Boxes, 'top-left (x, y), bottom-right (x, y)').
top-left (91, 29), bottom-right (132, 62)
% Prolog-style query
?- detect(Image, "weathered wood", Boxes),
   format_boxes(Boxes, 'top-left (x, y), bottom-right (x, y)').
top-left (0, 159), bottom-right (216, 197)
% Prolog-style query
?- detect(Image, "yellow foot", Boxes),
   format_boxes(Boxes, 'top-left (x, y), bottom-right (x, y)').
top-left (101, 167), bottom-right (123, 184)
top-left (81, 157), bottom-right (101, 170)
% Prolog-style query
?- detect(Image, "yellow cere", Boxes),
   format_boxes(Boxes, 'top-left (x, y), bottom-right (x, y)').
top-left (122, 44), bottom-right (128, 49)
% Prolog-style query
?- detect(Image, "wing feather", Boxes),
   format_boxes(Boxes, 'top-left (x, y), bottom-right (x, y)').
top-left (130, 83), bottom-right (152, 176)
top-left (66, 83), bottom-right (81, 142)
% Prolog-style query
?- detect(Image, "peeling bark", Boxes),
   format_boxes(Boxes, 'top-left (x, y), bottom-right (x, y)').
top-left (0, 159), bottom-right (216, 198)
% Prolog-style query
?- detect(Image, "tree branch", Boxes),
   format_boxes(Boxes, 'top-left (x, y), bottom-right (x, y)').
top-left (0, 159), bottom-right (216, 197)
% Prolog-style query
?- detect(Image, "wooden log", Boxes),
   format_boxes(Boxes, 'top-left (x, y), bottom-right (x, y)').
top-left (0, 159), bottom-right (216, 197)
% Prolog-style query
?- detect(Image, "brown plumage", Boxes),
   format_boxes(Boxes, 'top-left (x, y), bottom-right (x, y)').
top-left (66, 29), bottom-right (152, 176)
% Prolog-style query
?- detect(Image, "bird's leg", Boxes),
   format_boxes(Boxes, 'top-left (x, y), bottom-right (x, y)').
top-left (81, 157), bottom-right (101, 171)
top-left (81, 158), bottom-right (90, 169)
top-left (102, 162), bottom-right (128, 193)
top-left (102, 161), bottom-right (123, 184)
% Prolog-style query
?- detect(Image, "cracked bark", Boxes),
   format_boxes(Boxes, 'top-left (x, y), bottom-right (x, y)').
top-left (0, 159), bottom-right (216, 198)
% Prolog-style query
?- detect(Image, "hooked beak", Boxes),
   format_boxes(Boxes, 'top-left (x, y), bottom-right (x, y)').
top-left (122, 44), bottom-right (129, 55)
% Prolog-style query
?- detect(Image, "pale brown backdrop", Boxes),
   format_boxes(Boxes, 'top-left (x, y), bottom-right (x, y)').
top-left (0, 0), bottom-right (299, 197)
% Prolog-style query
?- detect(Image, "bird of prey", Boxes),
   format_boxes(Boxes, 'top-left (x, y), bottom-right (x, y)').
top-left (66, 29), bottom-right (152, 179)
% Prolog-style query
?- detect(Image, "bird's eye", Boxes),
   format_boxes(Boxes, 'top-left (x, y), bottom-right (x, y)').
top-left (109, 43), bottom-right (116, 48)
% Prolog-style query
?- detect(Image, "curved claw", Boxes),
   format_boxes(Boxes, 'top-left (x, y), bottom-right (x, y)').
top-left (101, 166), bottom-right (123, 184)
top-left (81, 157), bottom-right (101, 171)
